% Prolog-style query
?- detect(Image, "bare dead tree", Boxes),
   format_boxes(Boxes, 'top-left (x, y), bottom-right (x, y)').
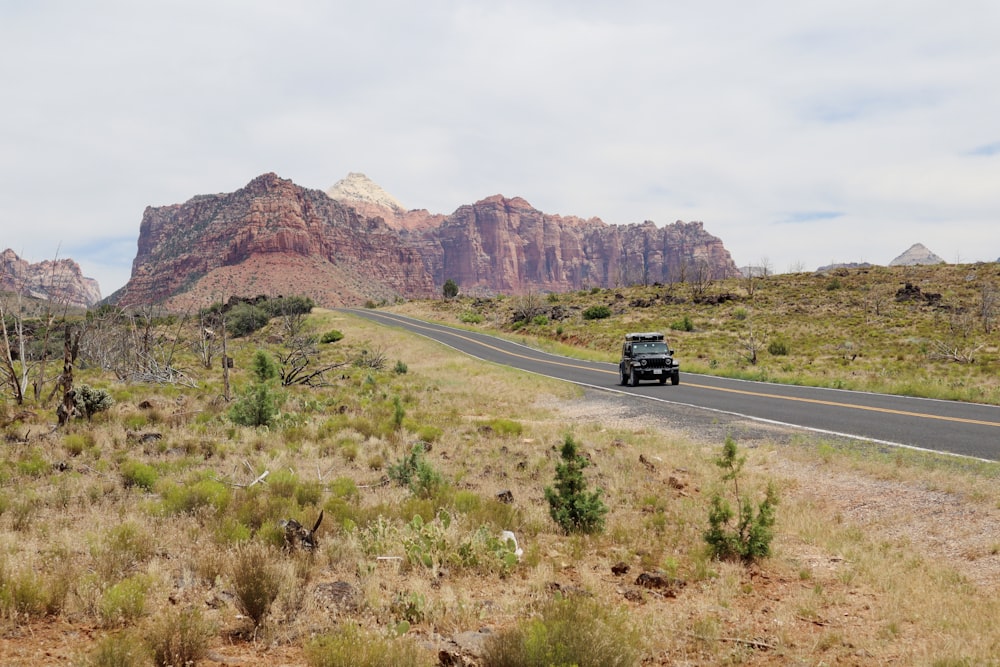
top-left (737, 319), bottom-right (767, 366)
top-left (511, 290), bottom-right (544, 323)
top-left (978, 282), bottom-right (998, 334)
top-left (0, 296), bottom-right (28, 404)
top-left (863, 285), bottom-right (892, 325)
top-left (927, 309), bottom-right (982, 364)
top-left (689, 260), bottom-right (713, 301)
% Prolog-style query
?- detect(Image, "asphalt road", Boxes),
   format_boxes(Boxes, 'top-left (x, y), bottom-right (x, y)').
top-left (343, 309), bottom-right (1000, 461)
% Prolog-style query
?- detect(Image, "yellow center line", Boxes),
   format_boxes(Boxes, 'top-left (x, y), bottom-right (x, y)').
top-left (359, 311), bottom-right (1000, 429)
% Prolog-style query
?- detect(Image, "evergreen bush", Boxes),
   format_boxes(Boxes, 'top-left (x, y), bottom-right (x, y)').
top-left (582, 305), bottom-right (612, 320)
top-left (544, 435), bottom-right (608, 534)
top-left (703, 436), bottom-right (778, 564)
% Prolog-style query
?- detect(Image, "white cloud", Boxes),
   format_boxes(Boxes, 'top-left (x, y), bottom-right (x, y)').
top-left (2, 0), bottom-right (999, 295)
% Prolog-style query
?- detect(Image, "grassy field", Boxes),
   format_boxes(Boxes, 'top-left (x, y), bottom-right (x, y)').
top-left (0, 269), bottom-right (998, 665)
top-left (390, 263), bottom-right (1000, 405)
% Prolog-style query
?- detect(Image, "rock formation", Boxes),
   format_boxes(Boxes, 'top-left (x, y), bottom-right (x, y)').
top-left (114, 173), bottom-right (436, 310)
top-left (0, 249), bottom-right (102, 308)
top-left (115, 173), bottom-right (739, 309)
top-left (327, 172), bottom-right (443, 232)
top-left (407, 195), bottom-right (738, 295)
top-left (889, 243), bottom-right (945, 266)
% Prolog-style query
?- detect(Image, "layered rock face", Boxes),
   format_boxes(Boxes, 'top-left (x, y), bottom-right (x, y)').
top-left (411, 195), bottom-right (738, 294)
top-left (0, 249), bottom-right (102, 308)
top-left (116, 173), bottom-right (436, 309)
top-left (117, 173), bottom-right (739, 308)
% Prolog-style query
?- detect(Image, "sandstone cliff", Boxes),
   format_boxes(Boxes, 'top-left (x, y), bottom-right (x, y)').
top-left (0, 249), bottom-right (102, 308)
top-left (115, 173), bottom-right (436, 310)
top-left (117, 173), bottom-right (739, 308)
top-left (408, 195), bottom-right (738, 295)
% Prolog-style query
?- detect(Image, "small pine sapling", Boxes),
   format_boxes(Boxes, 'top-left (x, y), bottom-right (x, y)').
top-left (703, 436), bottom-right (778, 563)
top-left (544, 435), bottom-right (608, 534)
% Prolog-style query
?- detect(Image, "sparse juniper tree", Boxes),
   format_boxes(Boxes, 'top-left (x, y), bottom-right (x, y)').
top-left (230, 350), bottom-right (283, 427)
top-left (545, 435), bottom-right (608, 534)
top-left (704, 436), bottom-right (778, 564)
top-left (442, 278), bottom-right (459, 299)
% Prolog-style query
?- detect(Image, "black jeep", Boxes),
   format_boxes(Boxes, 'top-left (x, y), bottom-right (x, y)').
top-left (618, 332), bottom-right (680, 386)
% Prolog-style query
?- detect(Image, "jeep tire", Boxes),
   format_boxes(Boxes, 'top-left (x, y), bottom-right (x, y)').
top-left (671, 370), bottom-right (680, 386)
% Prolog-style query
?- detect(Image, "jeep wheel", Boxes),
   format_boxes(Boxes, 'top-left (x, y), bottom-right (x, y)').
top-left (659, 374), bottom-right (667, 385)
top-left (619, 367), bottom-right (628, 386)
top-left (671, 371), bottom-right (680, 386)
top-left (630, 369), bottom-right (640, 387)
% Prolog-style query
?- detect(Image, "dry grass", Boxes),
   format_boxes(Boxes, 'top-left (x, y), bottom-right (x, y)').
top-left (0, 307), bottom-right (999, 665)
top-left (393, 263), bottom-right (1000, 404)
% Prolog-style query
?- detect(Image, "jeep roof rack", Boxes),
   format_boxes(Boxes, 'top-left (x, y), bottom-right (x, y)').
top-left (624, 332), bottom-right (665, 342)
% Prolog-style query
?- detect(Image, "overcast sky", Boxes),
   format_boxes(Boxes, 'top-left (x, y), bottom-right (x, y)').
top-left (3, 1), bottom-right (999, 295)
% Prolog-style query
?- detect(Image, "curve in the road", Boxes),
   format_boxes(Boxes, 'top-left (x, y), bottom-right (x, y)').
top-left (343, 308), bottom-right (1000, 461)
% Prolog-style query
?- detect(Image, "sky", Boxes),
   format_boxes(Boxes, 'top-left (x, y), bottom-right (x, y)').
top-left (2, 1), bottom-right (999, 296)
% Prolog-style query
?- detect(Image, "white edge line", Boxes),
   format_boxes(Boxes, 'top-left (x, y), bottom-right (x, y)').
top-left (345, 309), bottom-right (995, 463)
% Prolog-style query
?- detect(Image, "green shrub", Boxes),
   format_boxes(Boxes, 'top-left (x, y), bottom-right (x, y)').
top-left (250, 350), bottom-right (279, 382)
top-left (229, 381), bottom-right (283, 428)
top-left (670, 315), bottom-right (694, 332)
top-left (459, 311), bottom-right (483, 324)
top-left (703, 437), bottom-right (778, 564)
top-left (75, 385), bottom-right (116, 420)
top-left (416, 425), bottom-right (442, 443)
top-left (16, 449), bottom-right (49, 477)
top-left (582, 305), bottom-right (612, 320)
top-left (388, 444), bottom-right (444, 499)
top-left (0, 560), bottom-right (70, 618)
top-left (394, 360), bottom-right (408, 374)
top-left (305, 624), bottom-right (434, 667)
top-left (544, 435), bottom-right (608, 534)
top-left (230, 542), bottom-right (281, 627)
top-left (64, 432), bottom-right (93, 456)
top-left (481, 597), bottom-right (640, 667)
top-left (768, 338), bottom-right (790, 356)
top-left (392, 396), bottom-right (406, 429)
top-left (532, 315), bottom-right (549, 326)
top-left (120, 460), bottom-right (158, 492)
top-left (160, 477), bottom-right (231, 516)
top-left (93, 522), bottom-right (155, 581)
top-left (321, 329), bottom-right (345, 344)
top-left (146, 607), bottom-right (213, 667)
top-left (99, 575), bottom-right (150, 627)
top-left (86, 631), bottom-right (149, 667)
top-left (482, 418), bottom-right (523, 437)
top-left (226, 302), bottom-right (269, 337)
top-left (442, 278), bottom-right (459, 299)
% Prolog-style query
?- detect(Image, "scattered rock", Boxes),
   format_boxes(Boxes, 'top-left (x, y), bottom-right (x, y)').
top-left (496, 489), bottom-right (514, 504)
top-left (312, 581), bottom-right (357, 611)
top-left (611, 561), bottom-right (631, 576)
top-left (635, 571), bottom-right (687, 597)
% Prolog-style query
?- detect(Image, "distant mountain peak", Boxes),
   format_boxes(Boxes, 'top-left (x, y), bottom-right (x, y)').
top-left (889, 243), bottom-right (945, 266)
top-left (326, 172), bottom-right (405, 213)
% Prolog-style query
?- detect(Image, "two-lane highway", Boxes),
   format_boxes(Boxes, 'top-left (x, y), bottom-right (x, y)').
top-left (344, 309), bottom-right (1000, 461)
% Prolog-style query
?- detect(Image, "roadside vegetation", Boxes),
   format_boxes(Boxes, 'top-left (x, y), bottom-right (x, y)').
top-left (397, 263), bottom-right (1000, 405)
top-left (0, 271), bottom-right (998, 664)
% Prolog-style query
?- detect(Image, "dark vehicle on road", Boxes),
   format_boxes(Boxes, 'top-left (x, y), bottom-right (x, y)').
top-left (619, 332), bottom-right (680, 386)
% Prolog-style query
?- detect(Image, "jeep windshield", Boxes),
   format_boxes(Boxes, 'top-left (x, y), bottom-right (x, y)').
top-left (632, 342), bottom-right (668, 355)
